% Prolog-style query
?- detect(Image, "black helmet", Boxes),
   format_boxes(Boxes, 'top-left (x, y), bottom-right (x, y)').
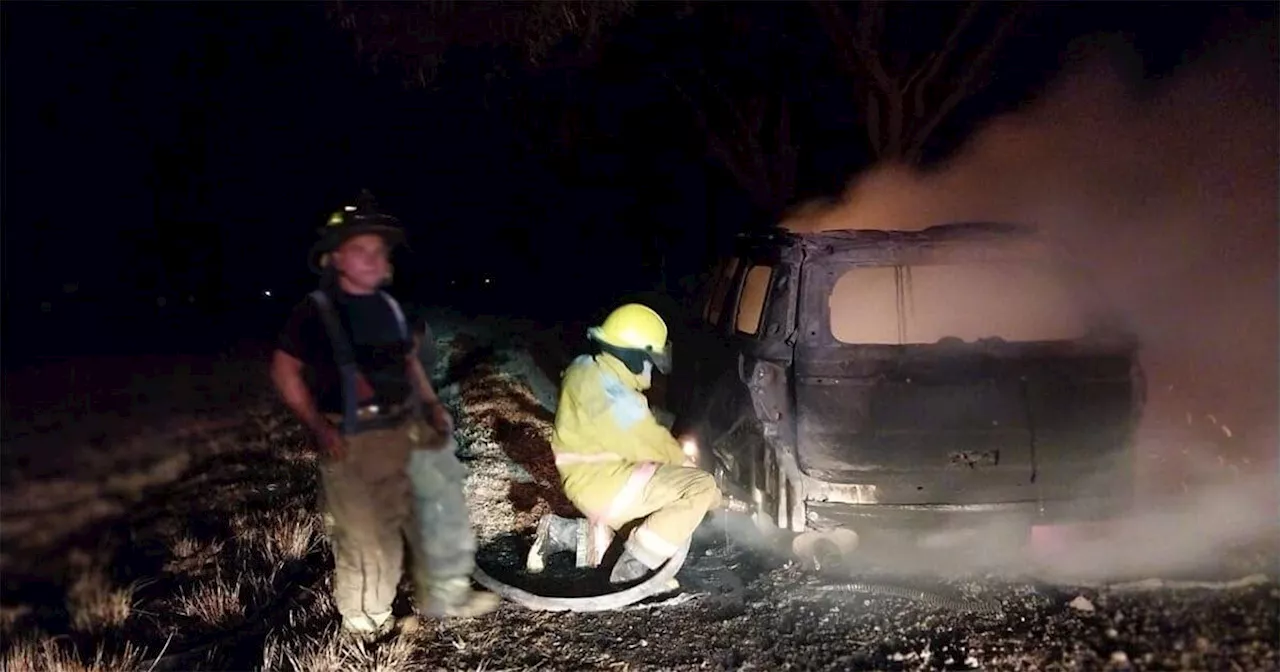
top-left (308, 189), bottom-right (407, 274)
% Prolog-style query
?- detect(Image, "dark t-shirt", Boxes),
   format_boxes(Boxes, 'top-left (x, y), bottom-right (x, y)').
top-left (277, 289), bottom-right (415, 414)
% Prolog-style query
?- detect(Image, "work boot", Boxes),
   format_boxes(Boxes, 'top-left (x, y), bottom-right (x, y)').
top-left (608, 549), bottom-right (653, 585)
top-left (418, 577), bottom-right (500, 619)
top-left (526, 514), bottom-right (583, 573)
top-left (340, 610), bottom-right (397, 641)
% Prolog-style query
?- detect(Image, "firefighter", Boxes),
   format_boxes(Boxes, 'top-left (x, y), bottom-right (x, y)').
top-left (527, 303), bottom-right (723, 584)
top-left (270, 190), bottom-right (497, 636)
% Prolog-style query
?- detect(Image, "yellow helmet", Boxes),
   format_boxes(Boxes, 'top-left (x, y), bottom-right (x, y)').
top-left (588, 303), bottom-right (672, 374)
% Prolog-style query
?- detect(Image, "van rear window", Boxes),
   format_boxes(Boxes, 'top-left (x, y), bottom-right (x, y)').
top-left (829, 261), bottom-right (1089, 344)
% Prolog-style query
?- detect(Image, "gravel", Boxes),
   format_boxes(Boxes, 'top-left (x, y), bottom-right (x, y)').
top-left (440, 539), bottom-right (1279, 671)
top-left (433, 316), bottom-right (1278, 672)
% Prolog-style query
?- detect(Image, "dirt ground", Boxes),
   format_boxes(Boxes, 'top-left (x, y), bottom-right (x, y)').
top-left (1, 318), bottom-right (1275, 671)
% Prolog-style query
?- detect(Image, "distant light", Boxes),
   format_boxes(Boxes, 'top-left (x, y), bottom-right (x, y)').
top-left (484, 277), bottom-right (491, 284)
top-left (263, 290), bottom-right (272, 297)
top-left (343, 205), bottom-right (356, 212)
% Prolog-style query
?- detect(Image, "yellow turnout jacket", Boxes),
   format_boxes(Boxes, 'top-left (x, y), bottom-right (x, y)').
top-left (551, 353), bottom-right (684, 519)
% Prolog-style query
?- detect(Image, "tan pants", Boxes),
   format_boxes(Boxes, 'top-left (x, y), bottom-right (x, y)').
top-left (564, 463), bottom-right (723, 569)
top-left (319, 419), bottom-right (476, 632)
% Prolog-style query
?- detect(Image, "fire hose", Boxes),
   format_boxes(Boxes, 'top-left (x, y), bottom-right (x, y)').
top-left (470, 538), bottom-right (692, 612)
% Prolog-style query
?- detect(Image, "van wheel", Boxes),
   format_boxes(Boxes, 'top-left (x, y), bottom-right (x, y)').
top-left (792, 528), bottom-right (860, 572)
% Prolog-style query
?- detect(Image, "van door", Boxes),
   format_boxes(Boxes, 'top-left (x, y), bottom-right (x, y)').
top-left (695, 246), bottom-right (798, 507)
top-left (793, 257), bottom-right (1139, 509)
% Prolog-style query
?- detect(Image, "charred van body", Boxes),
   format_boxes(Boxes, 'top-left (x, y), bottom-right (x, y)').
top-left (672, 222), bottom-right (1145, 544)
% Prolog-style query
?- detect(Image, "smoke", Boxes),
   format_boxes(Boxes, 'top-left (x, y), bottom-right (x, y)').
top-left (780, 20), bottom-right (1277, 581)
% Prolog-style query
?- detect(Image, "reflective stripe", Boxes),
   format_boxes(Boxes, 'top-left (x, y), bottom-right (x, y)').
top-left (633, 526), bottom-right (681, 559)
top-left (601, 461), bottom-right (658, 525)
top-left (600, 370), bottom-right (647, 429)
top-left (587, 522), bottom-right (613, 567)
top-left (554, 452), bottom-right (627, 466)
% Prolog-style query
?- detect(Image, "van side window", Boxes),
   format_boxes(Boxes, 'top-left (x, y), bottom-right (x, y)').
top-left (700, 260), bottom-right (723, 321)
top-left (705, 256), bottom-right (741, 326)
top-left (736, 264), bottom-right (773, 335)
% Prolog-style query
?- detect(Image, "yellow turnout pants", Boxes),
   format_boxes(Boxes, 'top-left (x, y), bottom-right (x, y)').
top-left (562, 463), bottom-right (723, 569)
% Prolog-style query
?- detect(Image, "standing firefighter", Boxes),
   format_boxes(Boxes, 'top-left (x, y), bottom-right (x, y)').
top-left (269, 190), bottom-right (497, 636)
top-left (528, 304), bottom-right (723, 584)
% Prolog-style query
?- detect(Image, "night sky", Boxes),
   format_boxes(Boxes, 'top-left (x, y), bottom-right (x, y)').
top-left (3, 1), bottom-right (1272, 365)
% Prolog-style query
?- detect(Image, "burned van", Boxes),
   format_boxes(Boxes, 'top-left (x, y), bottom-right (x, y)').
top-left (672, 223), bottom-right (1144, 543)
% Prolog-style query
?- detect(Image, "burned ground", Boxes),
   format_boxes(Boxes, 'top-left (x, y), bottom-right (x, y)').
top-left (1, 317), bottom-right (1275, 671)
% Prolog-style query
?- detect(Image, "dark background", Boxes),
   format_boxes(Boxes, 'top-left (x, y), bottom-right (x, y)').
top-left (3, 1), bottom-right (1272, 367)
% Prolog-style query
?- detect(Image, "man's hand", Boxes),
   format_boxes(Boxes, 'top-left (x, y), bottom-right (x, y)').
top-left (272, 349), bottom-right (346, 462)
top-left (428, 402), bottom-right (454, 435)
top-left (315, 422), bottom-right (346, 461)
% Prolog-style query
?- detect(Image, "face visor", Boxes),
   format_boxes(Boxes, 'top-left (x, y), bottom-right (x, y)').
top-left (646, 341), bottom-right (672, 375)
top-left (590, 327), bottom-right (673, 376)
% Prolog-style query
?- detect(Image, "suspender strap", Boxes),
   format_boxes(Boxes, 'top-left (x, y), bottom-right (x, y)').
top-left (378, 291), bottom-right (422, 419)
top-left (379, 290), bottom-right (409, 340)
top-left (309, 290), bottom-right (361, 436)
top-left (309, 289), bottom-right (422, 435)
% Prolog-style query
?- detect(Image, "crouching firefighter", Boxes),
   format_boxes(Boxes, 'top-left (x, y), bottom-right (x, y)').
top-left (527, 304), bottom-right (723, 584)
top-left (270, 190), bottom-right (498, 636)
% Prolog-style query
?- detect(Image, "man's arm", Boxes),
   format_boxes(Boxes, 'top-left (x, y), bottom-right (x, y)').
top-left (271, 349), bottom-right (342, 458)
top-left (597, 375), bottom-right (688, 466)
top-left (633, 412), bottom-right (690, 466)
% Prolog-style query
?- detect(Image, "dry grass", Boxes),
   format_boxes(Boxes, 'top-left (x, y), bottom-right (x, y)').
top-left (0, 604), bottom-right (32, 632)
top-left (170, 533), bottom-right (205, 559)
top-left (0, 327), bottom-right (565, 671)
top-left (173, 571), bottom-right (248, 629)
top-left (455, 362), bottom-right (570, 538)
top-left (259, 511), bottom-right (323, 565)
top-left (263, 628), bottom-right (428, 672)
top-left (0, 638), bottom-right (145, 672)
top-left (257, 619), bottom-right (458, 670)
top-left (65, 565), bottom-right (138, 634)
top-left (165, 533), bottom-right (227, 575)
top-left (1, 447), bottom-right (193, 559)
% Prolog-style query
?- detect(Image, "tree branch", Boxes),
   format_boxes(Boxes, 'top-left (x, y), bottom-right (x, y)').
top-left (906, 4), bottom-right (1023, 160)
top-left (906, 0), bottom-right (983, 111)
top-left (663, 73), bottom-right (763, 201)
top-left (866, 95), bottom-right (883, 157)
top-left (850, 0), bottom-right (899, 95)
top-left (662, 71), bottom-right (797, 215)
top-left (809, 0), bottom-right (897, 95)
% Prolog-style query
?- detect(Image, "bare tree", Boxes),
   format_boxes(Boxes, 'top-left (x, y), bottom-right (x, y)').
top-left (809, 0), bottom-right (1023, 164)
top-left (666, 73), bottom-right (798, 220)
top-left (326, 1), bottom-right (1018, 208)
top-left (326, 0), bottom-right (635, 87)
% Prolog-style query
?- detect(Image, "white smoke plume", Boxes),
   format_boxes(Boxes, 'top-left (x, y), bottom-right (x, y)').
top-left (782, 18), bottom-right (1277, 581)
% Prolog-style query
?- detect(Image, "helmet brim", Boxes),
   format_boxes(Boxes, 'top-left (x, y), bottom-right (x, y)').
top-left (307, 223), bottom-right (407, 274)
top-left (650, 343), bottom-right (672, 375)
top-left (588, 326), bottom-right (671, 375)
